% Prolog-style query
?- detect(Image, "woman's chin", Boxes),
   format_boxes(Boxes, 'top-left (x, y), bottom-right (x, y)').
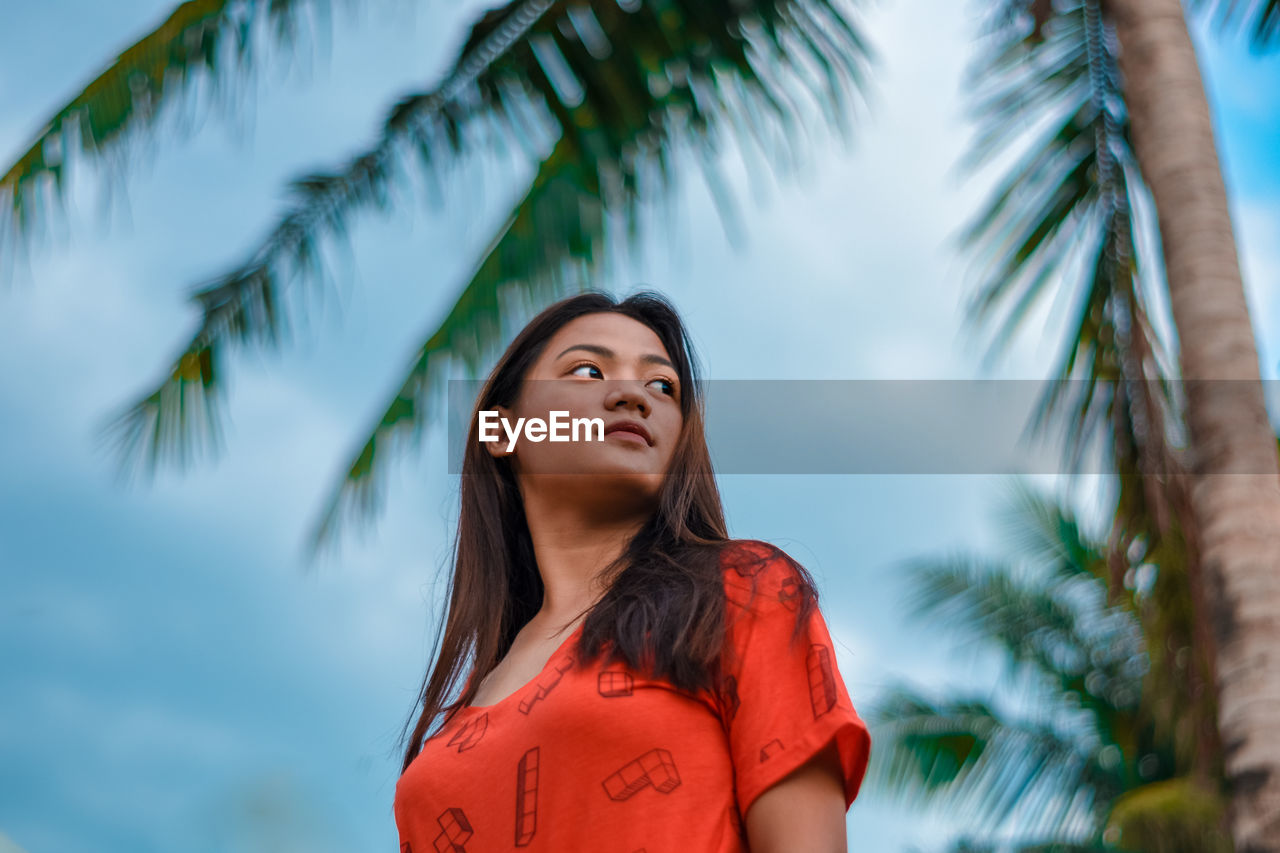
top-left (582, 462), bottom-right (666, 490)
top-left (526, 467), bottom-right (663, 509)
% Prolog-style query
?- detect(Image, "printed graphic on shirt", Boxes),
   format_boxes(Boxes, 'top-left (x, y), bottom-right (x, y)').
top-left (518, 655), bottom-right (576, 715)
top-left (722, 542), bottom-right (776, 578)
top-left (598, 669), bottom-right (634, 697)
top-left (434, 806), bottom-right (472, 852)
top-left (446, 712), bottom-right (488, 752)
top-left (778, 574), bottom-right (805, 611)
top-left (807, 643), bottom-right (838, 719)
top-left (601, 748), bottom-right (682, 800)
top-left (515, 746), bottom-right (539, 846)
top-left (759, 738), bottom-right (785, 762)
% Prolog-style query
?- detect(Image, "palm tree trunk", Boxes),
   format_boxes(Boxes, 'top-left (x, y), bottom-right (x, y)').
top-left (1107, 0), bottom-right (1280, 848)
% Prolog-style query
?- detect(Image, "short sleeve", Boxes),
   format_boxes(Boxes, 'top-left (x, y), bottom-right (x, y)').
top-left (716, 541), bottom-right (872, 818)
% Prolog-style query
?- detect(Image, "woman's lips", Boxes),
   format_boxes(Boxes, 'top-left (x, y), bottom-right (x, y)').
top-left (603, 420), bottom-right (652, 445)
top-left (606, 429), bottom-right (649, 445)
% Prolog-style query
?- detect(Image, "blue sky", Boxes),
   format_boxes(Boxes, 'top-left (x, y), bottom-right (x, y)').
top-left (1, 1), bottom-right (1277, 851)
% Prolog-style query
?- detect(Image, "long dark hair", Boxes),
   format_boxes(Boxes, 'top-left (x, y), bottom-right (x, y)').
top-left (397, 290), bottom-right (736, 774)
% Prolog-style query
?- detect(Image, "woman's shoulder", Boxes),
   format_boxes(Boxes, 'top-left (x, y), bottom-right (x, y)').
top-left (713, 541), bottom-right (824, 673)
top-left (717, 538), bottom-right (806, 578)
top-left (716, 539), bottom-right (818, 611)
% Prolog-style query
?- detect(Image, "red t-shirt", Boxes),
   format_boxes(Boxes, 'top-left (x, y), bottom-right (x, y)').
top-left (394, 540), bottom-right (871, 851)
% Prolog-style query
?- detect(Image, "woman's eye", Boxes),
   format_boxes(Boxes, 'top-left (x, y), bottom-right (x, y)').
top-left (570, 363), bottom-right (603, 379)
top-left (649, 377), bottom-right (676, 396)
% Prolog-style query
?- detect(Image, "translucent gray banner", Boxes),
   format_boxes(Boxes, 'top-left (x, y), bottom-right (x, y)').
top-left (445, 379), bottom-right (1280, 474)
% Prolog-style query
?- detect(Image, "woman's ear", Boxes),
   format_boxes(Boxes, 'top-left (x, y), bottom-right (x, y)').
top-left (483, 403), bottom-right (517, 459)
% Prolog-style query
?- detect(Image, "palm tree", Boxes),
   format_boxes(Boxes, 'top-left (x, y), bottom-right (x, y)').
top-left (953, 1), bottom-right (1280, 846)
top-left (866, 478), bottom-right (1232, 852)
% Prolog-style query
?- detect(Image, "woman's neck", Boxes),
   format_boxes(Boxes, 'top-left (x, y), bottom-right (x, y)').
top-left (519, 487), bottom-right (649, 626)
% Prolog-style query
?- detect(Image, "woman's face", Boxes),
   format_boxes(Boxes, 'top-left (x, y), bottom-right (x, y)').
top-left (488, 312), bottom-right (684, 514)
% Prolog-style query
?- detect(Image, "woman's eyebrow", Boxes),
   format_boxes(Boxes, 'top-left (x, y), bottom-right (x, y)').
top-left (555, 344), bottom-right (675, 371)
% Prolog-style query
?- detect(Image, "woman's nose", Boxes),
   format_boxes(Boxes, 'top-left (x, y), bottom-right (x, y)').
top-left (604, 382), bottom-right (648, 415)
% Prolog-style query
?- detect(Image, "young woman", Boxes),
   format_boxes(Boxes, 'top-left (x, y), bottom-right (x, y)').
top-left (394, 292), bottom-right (871, 852)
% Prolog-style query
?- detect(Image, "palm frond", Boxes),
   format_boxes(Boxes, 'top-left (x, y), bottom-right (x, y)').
top-left (879, 477), bottom-right (1219, 847)
top-left (299, 135), bottom-right (599, 562)
top-left (1190, 0), bottom-right (1280, 51)
top-left (86, 0), bottom-right (873, 558)
top-left (1005, 845), bottom-right (1111, 853)
top-left (954, 0), bottom-right (1184, 492)
top-left (866, 685), bottom-right (1119, 841)
top-left (937, 839), bottom-right (1113, 853)
top-left (1, 0), bottom-right (350, 267)
top-left (901, 550), bottom-right (1145, 717)
top-left (990, 478), bottom-right (1108, 593)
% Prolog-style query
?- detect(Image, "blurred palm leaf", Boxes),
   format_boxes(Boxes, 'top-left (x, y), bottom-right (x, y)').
top-left (956, 0), bottom-right (1181, 495)
top-left (903, 550), bottom-right (1145, 729)
top-left (4, 0), bottom-right (876, 560)
top-left (870, 688), bottom-right (1118, 840)
top-left (938, 842), bottom-right (1112, 853)
top-left (1191, 0), bottom-right (1280, 50)
top-left (299, 133), bottom-right (601, 557)
top-left (1, 0), bottom-right (348, 259)
top-left (864, 478), bottom-right (1230, 851)
top-left (938, 843), bottom-right (1112, 853)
